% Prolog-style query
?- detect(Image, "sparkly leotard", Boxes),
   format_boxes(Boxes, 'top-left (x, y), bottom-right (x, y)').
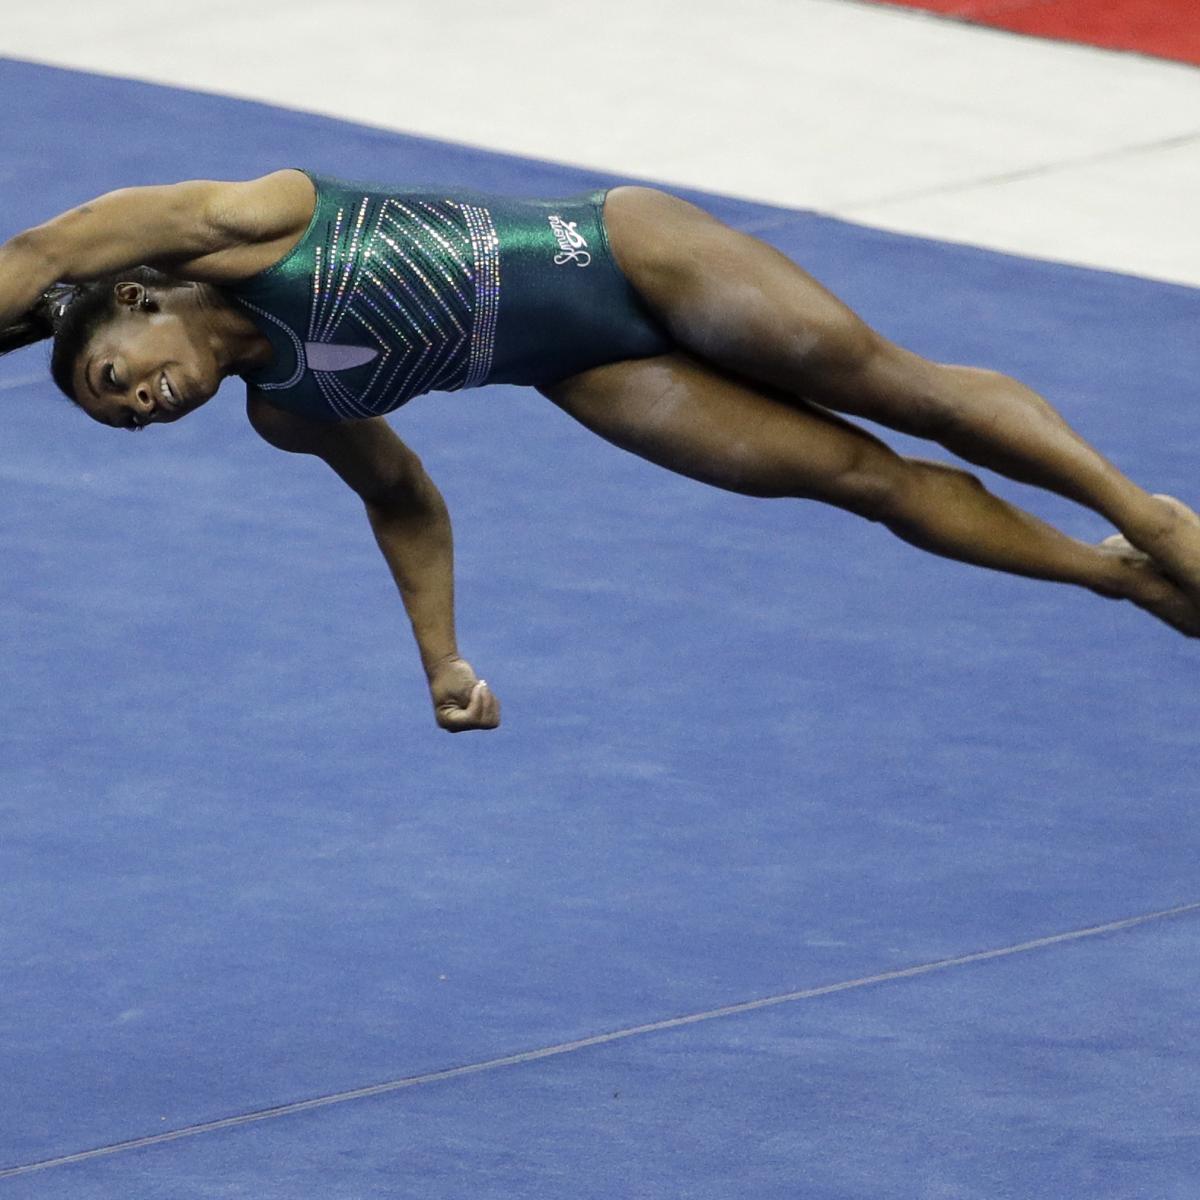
top-left (224, 170), bottom-right (672, 421)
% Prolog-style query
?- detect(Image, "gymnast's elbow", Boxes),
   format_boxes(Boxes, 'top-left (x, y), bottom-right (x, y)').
top-left (246, 392), bottom-right (444, 515)
top-left (363, 467), bottom-right (447, 521)
top-left (1, 228), bottom-right (57, 283)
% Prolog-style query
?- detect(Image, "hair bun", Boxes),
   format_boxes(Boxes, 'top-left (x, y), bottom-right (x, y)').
top-left (0, 284), bottom-right (81, 358)
top-left (41, 283), bottom-right (79, 330)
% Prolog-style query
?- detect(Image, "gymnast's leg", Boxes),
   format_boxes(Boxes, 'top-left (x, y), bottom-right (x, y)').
top-left (602, 186), bottom-right (1200, 604)
top-left (538, 353), bottom-right (1200, 637)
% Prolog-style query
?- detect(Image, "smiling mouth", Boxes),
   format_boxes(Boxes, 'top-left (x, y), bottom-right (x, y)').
top-left (158, 372), bottom-right (183, 412)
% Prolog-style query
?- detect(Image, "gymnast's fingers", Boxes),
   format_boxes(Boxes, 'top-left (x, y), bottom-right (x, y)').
top-left (437, 679), bottom-right (499, 732)
top-left (478, 682), bottom-right (501, 729)
top-left (467, 680), bottom-right (501, 730)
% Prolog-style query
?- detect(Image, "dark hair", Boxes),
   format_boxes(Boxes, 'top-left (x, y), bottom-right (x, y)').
top-left (0, 266), bottom-right (173, 402)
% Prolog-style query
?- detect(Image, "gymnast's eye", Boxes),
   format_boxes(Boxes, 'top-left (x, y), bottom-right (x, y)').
top-left (105, 364), bottom-right (120, 391)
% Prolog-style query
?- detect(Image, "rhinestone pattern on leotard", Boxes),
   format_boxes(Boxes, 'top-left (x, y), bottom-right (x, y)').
top-left (245, 193), bottom-right (501, 419)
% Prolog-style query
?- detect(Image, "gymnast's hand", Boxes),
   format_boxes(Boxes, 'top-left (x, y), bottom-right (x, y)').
top-left (428, 655), bottom-right (501, 732)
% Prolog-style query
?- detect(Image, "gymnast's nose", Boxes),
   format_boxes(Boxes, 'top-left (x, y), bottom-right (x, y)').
top-left (132, 379), bottom-right (158, 417)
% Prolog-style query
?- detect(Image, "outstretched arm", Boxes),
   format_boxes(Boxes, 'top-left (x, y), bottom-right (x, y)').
top-left (247, 393), bottom-right (501, 733)
top-left (0, 171), bottom-right (313, 326)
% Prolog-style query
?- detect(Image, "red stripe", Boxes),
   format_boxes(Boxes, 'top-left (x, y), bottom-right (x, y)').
top-left (875, 0), bottom-right (1200, 65)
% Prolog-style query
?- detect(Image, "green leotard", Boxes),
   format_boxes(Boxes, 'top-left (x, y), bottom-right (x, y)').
top-left (224, 170), bottom-right (672, 421)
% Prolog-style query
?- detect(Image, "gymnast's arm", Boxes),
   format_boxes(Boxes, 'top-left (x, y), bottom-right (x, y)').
top-left (0, 172), bottom-right (310, 324)
top-left (245, 392), bottom-right (501, 734)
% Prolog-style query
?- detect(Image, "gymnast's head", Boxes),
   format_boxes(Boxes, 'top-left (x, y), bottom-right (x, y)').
top-left (2, 271), bottom-right (251, 430)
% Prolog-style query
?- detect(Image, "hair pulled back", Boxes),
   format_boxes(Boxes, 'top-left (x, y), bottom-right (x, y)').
top-left (0, 267), bottom-right (173, 401)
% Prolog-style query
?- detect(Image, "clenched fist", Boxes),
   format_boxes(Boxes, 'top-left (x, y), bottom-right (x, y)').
top-left (427, 655), bottom-right (501, 732)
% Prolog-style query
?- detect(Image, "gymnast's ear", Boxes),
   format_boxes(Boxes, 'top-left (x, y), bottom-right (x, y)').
top-left (113, 280), bottom-right (154, 310)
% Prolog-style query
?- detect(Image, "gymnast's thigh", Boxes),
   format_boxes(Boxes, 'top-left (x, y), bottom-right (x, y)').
top-left (537, 351), bottom-right (900, 501)
top-left (599, 187), bottom-right (881, 397)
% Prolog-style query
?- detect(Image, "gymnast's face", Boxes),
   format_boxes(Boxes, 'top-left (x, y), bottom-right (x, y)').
top-left (71, 283), bottom-right (225, 430)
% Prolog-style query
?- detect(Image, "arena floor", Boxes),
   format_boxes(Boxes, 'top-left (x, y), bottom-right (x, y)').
top-left (2, 3), bottom-right (1198, 1196)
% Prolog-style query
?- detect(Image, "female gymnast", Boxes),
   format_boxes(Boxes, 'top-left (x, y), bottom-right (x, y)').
top-left (2, 169), bottom-right (1197, 731)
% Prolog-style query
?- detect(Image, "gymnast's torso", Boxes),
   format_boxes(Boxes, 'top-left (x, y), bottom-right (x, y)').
top-left (224, 169), bottom-right (671, 421)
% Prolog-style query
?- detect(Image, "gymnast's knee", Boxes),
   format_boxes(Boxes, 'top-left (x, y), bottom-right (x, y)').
top-left (802, 331), bottom-right (953, 441)
top-left (800, 456), bottom-right (910, 523)
top-left (798, 314), bottom-right (880, 385)
top-left (917, 362), bottom-right (1016, 440)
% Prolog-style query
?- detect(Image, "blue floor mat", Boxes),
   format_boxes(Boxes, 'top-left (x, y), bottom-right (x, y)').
top-left (2, 56), bottom-right (1198, 1196)
top-left (8, 916), bottom-right (1200, 1199)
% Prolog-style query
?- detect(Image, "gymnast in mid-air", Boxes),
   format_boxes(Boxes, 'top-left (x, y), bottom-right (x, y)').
top-left (2, 169), bottom-right (1197, 731)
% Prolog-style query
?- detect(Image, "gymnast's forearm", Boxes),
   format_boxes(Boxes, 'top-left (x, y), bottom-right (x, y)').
top-left (364, 481), bottom-right (461, 677)
top-left (7, 181), bottom-right (239, 294)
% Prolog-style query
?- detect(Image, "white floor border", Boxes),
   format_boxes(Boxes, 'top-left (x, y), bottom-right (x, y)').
top-left (2, 0), bottom-right (1198, 285)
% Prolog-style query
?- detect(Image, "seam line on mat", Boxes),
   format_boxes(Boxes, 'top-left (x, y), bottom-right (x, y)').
top-left (3, 899), bottom-right (1199, 1180)
top-left (832, 129), bottom-right (1200, 214)
top-left (737, 129), bottom-right (1200, 236)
